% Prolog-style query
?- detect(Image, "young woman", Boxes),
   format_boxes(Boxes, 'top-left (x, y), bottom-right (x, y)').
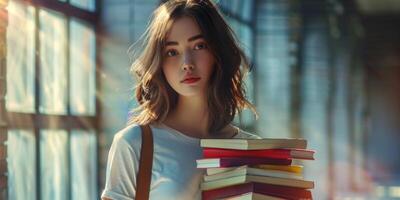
top-left (102, 0), bottom-right (260, 199)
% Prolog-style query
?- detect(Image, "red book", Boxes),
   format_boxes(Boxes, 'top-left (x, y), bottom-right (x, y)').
top-left (203, 148), bottom-right (315, 160)
top-left (202, 182), bottom-right (312, 200)
top-left (196, 157), bottom-right (292, 168)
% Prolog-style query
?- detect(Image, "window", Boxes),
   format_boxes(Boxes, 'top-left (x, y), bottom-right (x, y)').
top-left (253, 0), bottom-right (296, 138)
top-left (6, 0), bottom-right (99, 199)
top-left (220, 0), bottom-right (368, 199)
top-left (217, 0), bottom-right (257, 132)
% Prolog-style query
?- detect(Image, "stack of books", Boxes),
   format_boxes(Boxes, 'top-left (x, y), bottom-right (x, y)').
top-left (197, 138), bottom-right (315, 200)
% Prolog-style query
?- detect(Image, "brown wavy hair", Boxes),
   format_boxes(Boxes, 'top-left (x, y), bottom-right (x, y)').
top-left (128, 0), bottom-right (257, 134)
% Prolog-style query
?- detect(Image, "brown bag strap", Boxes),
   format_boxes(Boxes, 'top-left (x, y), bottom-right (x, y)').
top-left (136, 125), bottom-right (153, 200)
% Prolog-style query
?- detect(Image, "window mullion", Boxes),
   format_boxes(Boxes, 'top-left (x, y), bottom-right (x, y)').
top-left (66, 14), bottom-right (72, 200)
top-left (33, 5), bottom-right (41, 200)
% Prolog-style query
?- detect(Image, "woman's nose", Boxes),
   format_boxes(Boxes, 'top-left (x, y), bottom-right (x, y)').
top-left (182, 50), bottom-right (195, 71)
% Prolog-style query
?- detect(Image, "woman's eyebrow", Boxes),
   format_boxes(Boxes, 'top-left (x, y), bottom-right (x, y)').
top-left (165, 34), bottom-right (203, 46)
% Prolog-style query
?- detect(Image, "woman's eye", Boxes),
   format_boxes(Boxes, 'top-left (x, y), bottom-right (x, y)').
top-left (194, 43), bottom-right (207, 50)
top-left (166, 50), bottom-right (178, 57)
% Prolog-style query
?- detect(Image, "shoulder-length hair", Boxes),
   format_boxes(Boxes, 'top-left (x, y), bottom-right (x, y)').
top-left (128, 0), bottom-right (257, 134)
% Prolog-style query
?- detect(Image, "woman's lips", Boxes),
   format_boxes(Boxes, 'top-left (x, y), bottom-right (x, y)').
top-left (182, 77), bottom-right (201, 84)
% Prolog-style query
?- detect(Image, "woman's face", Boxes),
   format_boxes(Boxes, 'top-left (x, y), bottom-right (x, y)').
top-left (162, 16), bottom-right (215, 97)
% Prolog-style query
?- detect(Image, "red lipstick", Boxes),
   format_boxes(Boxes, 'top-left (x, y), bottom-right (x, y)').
top-left (182, 77), bottom-right (201, 84)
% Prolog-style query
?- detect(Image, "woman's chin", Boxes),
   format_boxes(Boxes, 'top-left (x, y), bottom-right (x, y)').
top-left (176, 89), bottom-right (206, 98)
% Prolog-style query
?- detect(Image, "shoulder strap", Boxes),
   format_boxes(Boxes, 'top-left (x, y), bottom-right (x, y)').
top-left (136, 125), bottom-right (154, 200)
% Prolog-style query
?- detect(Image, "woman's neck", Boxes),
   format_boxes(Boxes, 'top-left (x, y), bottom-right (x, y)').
top-left (164, 95), bottom-right (210, 138)
top-left (163, 95), bottom-right (238, 139)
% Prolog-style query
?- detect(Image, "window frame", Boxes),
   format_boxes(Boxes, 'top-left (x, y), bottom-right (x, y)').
top-left (6, 0), bottom-right (101, 199)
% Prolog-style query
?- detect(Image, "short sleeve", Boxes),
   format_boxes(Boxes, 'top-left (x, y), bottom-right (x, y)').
top-left (101, 132), bottom-right (140, 200)
top-left (235, 129), bottom-right (262, 139)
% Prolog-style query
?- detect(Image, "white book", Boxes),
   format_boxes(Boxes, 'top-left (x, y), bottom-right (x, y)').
top-left (200, 138), bottom-right (307, 150)
top-left (206, 165), bottom-right (304, 176)
top-left (201, 175), bottom-right (314, 191)
top-left (204, 166), bottom-right (303, 182)
top-left (219, 192), bottom-right (285, 200)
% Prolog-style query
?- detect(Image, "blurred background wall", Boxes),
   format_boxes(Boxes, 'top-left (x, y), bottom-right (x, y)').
top-left (1, 0), bottom-right (400, 199)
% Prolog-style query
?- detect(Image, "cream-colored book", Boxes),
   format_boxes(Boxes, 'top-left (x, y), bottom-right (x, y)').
top-left (200, 138), bottom-right (307, 150)
top-left (204, 165), bottom-right (303, 182)
top-left (206, 165), bottom-right (303, 176)
top-left (219, 192), bottom-right (285, 200)
top-left (201, 175), bottom-right (314, 191)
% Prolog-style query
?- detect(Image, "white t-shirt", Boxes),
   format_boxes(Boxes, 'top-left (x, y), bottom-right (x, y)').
top-left (101, 123), bottom-right (261, 200)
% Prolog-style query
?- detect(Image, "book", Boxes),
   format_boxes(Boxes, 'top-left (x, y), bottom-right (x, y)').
top-left (203, 166), bottom-right (303, 182)
top-left (197, 157), bottom-right (292, 168)
top-left (200, 138), bottom-right (307, 150)
top-left (202, 182), bottom-right (312, 200)
top-left (206, 165), bottom-right (303, 176)
top-left (219, 192), bottom-right (285, 200)
top-left (252, 164), bottom-right (303, 174)
top-left (203, 148), bottom-right (315, 160)
top-left (201, 175), bottom-right (315, 191)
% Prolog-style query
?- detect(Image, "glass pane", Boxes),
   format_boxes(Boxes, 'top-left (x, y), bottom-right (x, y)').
top-left (352, 67), bottom-right (367, 189)
top-left (70, 130), bottom-right (97, 200)
top-left (240, 26), bottom-right (252, 60)
top-left (241, 71), bottom-right (255, 128)
top-left (40, 130), bottom-right (69, 200)
top-left (256, 0), bottom-right (292, 138)
top-left (300, 16), bottom-right (331, 200)
top-left (224, 13), bottom-right (255, 129)
top-left (217, 0), bottom-right (229, 12)
top-left (6, 1), bottom-right (35, 113)
top-left (332, 41), bottom-right (352, 192)
top-left (230, 0), bottom-right (241, 15)
top-left (39, 9), bottom-right (68, 114)
top-left (241, 0), bottom-right (253, 22)
top-left (70, 0), bottom-right (96, 12)
top-left (70, 18), bottom-right (96, 116)
top-left (8, 130), bottom-right (36, 200)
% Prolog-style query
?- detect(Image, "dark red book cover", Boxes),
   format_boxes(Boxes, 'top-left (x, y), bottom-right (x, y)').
top-left (202, 182), bottom-right (312, 200)
top-left (202, 157), bottom-right (292, 168)
top-left (203, 148), bottom-right (315, 160)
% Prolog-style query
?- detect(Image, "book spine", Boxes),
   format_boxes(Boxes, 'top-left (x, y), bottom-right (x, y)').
top-left (253, 183), bottom-right (312, 199)
top-left (203, 148), bottom-right (291, 159)
top-left (202, 182), bottom-right (313, 200)
top-left (202, 183), bottom-right (254, 200)
top-left (219, 158), bottom-right (292, 167)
